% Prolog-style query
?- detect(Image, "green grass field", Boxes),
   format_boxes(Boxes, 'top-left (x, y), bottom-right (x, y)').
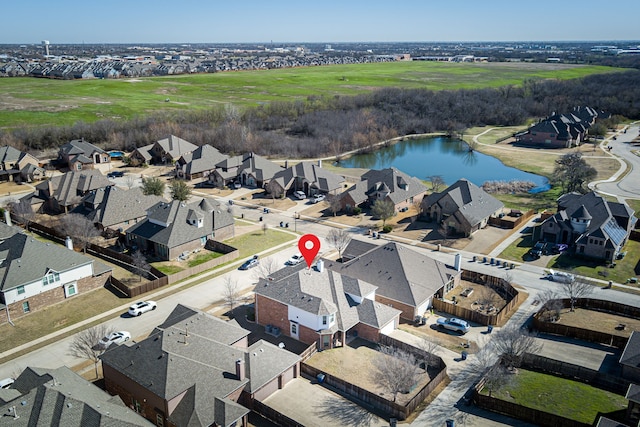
top-left (486, 369), bottom-right (627, 424)
top-left (0, 62), bottom-right (620, 128)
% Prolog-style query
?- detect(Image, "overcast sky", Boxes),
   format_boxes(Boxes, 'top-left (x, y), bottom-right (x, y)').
top-left (3, 0), bottom-right (639, 44)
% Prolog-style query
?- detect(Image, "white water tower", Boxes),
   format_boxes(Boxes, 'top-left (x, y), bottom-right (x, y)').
top-left (42, 40), bottom-right (50, 56)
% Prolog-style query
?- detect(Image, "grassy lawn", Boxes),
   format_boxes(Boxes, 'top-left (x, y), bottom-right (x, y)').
top-left (224, 228), bottom-right (296, 259)
top-left (0, 62), bottom-right (620, 128)
top-left (486, 369), bottom-right (627, 424)
top-left (498, 233), bottom-right (535, 262)
top-left (187, 251), bottom-right (224, 267)
top-left (152, 264), bottom-right (185, 275)
top-left (0, 288), bottom-right (124, 356)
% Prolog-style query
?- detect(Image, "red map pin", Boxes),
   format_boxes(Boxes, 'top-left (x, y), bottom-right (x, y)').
top-left (298, 234), bottom-right (321, 268)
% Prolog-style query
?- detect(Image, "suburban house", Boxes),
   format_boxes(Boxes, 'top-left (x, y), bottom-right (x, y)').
top-left (331, 240), bottom-right (461, 321)
top-left (0, 366), bottom-right (151, 426)
top-left (0, 145), bottom-right (44, 182)
top-left (175, 144), bottom-right (229, 180)
top-left (76, 186), bottom-right (165, 232)
top-left (255, 261), bottom-right (401, 351)
top-left (58, 138), bottom-right (111, 171)
top-left (421, 178), bottom-right (504, 237)
top-left (126, 198), bottom-right (234, 260)
top-left (28, 169), bottom-right (114, 213)
top-left (620, 331), bottom-right (640, 383)
top-left (208, 152), bottom-right (283, 189)
top-left (129, 143), bottom-right (154, 165)
top-left (535, 191), bottom-right (636, 263)
top-left (266, 160), bottom-right (346, 198)
top-left (339, 167), bottom-right (428, 213)
top-left (129, 135), bottom-right (197, 166)
top-left (516, 107), bottom-right (599, 148)
top-left (101, 304), bottom-right (301, 427)
top-left (208, 154), bottom-right (245, 188)
top-left (0, 229), bottom-right (112, 323)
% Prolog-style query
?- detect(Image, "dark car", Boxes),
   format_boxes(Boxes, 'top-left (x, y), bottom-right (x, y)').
top-left (239, 255), bottom-right (259, 270)
top-left (107, 171), bottom-right (124, 178)
top-left (528, 241), bottom-right (545, 259)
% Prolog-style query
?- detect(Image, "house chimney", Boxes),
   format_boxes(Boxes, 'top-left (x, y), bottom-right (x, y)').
top-left (317, 159), bottom-right (322, 168)
top-left (235, 359), bottom-right (245, 380)
top-left (454, 253), bottom-right (461, 271)
top-left (65, 236), bottom-right (73, 250)
top-left (284, 160), bottom-right (288, 169)
top-left (316, 259), bottom-right (324, 273)
top-left (4, 209), bottom-right (12, 227)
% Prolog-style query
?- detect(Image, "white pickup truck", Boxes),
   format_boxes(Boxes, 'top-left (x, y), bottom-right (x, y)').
top-left (547, 269), bottom-right (575, 284)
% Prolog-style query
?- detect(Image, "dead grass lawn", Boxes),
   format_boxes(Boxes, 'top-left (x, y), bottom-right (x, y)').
top-left (444, 281), bottom-right (507, 314)
top-left (555, 308), bottom-right (640, 338)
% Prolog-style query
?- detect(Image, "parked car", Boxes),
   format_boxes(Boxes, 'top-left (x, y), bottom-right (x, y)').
top-left (128, 301), bottom-right (157, 317)
top-left (95, 331), bottom-right (131, 350)
top-left (286, 253), bottom-right (304, 265)
top-left (107, 171), bottom-right (124, 178)
top-left (0, 377), bottom-right (14, 389)
top-left (547, 269), bottom-right (575, 284)
top-left (437, 317), bottom-right (470, 334)
top-left (311, 194), bottom-right (326, 203)
top-left (239, 255), bottom-right (259, 270)
top-left (293, 190), bottom-right (306, 200)
top-left (549, 243), bottom-right (568, 255)
top-left (528, 241), bottom-right (546, 259)
top-left (233, 181), bottom-right (241, 189)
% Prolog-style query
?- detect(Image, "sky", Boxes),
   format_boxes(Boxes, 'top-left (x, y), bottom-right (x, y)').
top-left (3, 0), bottom-right (639, 44)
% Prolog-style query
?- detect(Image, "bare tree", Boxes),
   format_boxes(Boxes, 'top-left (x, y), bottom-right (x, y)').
top-left (8, 200), bottom-right (36, 231)
top-left (475, 284), bottom-right (500, 313)
top-left (428, 175), bottom-right (445, 193)
top-left (61, 213), bottom-right (99, 253)
top-left (262, 222), bottom-right (268, 235)
top-left (371, 346), bottom-right (420, 402)
top-left (254, 257), bottom-right (280, 280)
top-left (125, 175), bottom-right (136, 189)
top-left (371, 199), bottom-right (395, 227)
top-left (470, 345), bottom-right (509, 397)
top-left (130, 250), bottom-right (150, 282)
top-left (491, 324), bottom-right (542, 370)
top-left (560, 278), bottom-right (594, 312)
top-left (68, 324), bottom-right (114, 379)
top-left (417, 337), bottom-right (441, 371)
top-left (326, 228), bottom-right (351, 261)
top-left (538, 289), bottom-right (563, 322)
top-left (327, 194), bottom-right (342, 217)
top-left (223, 277), bottom-right (241, 316)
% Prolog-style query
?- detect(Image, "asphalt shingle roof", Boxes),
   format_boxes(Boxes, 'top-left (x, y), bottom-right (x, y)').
top-left (179, 144), bottom-right (229, 176)
top-left (35, 170), bottom-right (113, 208)
top-left (81, 186), bottom-right (165, 229)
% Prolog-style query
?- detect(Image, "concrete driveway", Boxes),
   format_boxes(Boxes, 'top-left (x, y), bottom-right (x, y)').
top-left (262, 377), bottom-right (389, 427)
top-left (535, 334), bottom-right (621, 373)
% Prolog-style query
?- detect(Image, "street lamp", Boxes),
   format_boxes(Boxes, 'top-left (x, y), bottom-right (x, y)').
top-left (294, 212), bottom-right (297, 232)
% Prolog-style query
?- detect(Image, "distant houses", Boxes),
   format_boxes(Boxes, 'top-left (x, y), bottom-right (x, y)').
top-left (516, 107), bottom-right (602, 148)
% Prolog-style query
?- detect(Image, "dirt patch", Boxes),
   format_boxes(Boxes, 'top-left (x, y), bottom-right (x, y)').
top-left (444, 281), bottom-right (507, 314)
top-left (0, 181), bottom-right (34, 197)
top-left (554, 308), bottom-right (640, 338)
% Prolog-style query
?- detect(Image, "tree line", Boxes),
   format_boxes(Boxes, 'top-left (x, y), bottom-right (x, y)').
top-left (2, 69), bottom-right (640, 159)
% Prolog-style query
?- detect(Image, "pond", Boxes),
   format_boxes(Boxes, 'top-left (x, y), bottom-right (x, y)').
top-left (338, 137), bottom-right (549, 192)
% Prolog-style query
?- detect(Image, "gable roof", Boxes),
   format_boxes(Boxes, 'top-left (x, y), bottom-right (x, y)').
top-left (620, 331), bottom-right (640, 368)
top-left (101, 305), bottom-right (298, 427)
top-left (178, 144), bottom-right (229, 176)
top-left (346, 167), bottom-right (427, 205)
top-left (35, 170), bottom-right (113, 208)
top-left (126, 198), bottom-right (234, 249)
top-left (155, 135), bottom-right (197, 160)
top-left (59, 138), bottom-right (106, 158)
top-left (81, 186), bottom-right (165, 229)
top-left (0, 145), bottom-right (27, 164)
top-left (423, 178), bottom-right (504, 227)
top-left (131, 143), bottom-right (154, 162)
top-left (239, 153), bottom-right (283, 183)
top-left (256, 262), bottom-right (400, 333)
top-left (271, 161), bottom-right (346, 193)
top-left (1, 366), bottom-right (150, 426)
top-left (0, 233), bottom-right (101, 292)
top-left (330, 241), bottom-right (458, 307)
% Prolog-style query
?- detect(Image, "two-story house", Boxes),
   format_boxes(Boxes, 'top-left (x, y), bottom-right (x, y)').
top-left (29, 169), bottom-right (114, 213)
top-left (266, 160), bottom-right (346, 198)
top-left (175, 144), bottom-right (229, 180)
top-left (126, 198), bottom-right (234, 260)
top-left (58, 138), bottom-right (111, 171)
top-left (0, 230), bottom-right (112, 323)
top-left (0, 146), bottom-right (44, 182)
top-left (101, 305), bottom-right (301, 427)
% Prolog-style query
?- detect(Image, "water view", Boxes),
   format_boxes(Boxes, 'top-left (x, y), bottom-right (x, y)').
top-left (338, 136), bottom-right (549, 192)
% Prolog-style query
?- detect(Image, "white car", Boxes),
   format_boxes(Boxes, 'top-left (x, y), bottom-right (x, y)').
top-left (0, 377), bottom-right (14, 389)
top-left (293, 190), bottom-right (306, 200)
top-left (286, 254), bottom-right (304, 265)
top-left (128, 301), bottom-right (157, 317)
top-left (311, 194), bottom-right (326, 203)
top-left (437, 317), bottom-right (470, 334)
top-left (95, 331), bottom-right (131, 349)
top-left (547, 269), bottom-right (575, 284)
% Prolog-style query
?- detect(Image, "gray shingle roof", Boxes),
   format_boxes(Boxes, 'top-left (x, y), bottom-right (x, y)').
top-left (423, 178), bottom-right (504, 228)
top-left (1, 366), bottom-right (150, 426)
top-left (239, 153), bottom-right (283, 183)
top-left (0, 233), bottom-right (99, 292)
top-left (271, 161), bottom-right (346, 193)
top-left (0, 145), bottom-right (25, 164)
top-left (330, 241), bottom-right (458, 307)
top-left (155, 135), bottom-right (197, 160)
top-left (126, 198), bottom-right (234, 249)
top-left (81, 186), bottom-right (165, 229)
top-left (344, 167), bottom-right (427, 206)
top-left (36, 170), bottom-right (113, 208)
top-left (59, 138), bottom-right (106, 158)
top-left (179, 144), bottom-right (229, 176)
top-left (620, 331), bottom-right (640, 368)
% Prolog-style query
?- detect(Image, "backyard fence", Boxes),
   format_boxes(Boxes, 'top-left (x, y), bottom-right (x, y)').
top-left (252, 400), bottom-right (303, 427)
top-left (433, 271), bottom-right (520, 326)
top-left (533, 298), bottom-right (636, 348)
top-left (488, 209), bottom-right (535, 229)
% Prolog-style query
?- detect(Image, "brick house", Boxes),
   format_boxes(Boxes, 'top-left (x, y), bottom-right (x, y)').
top-left (421, 178), bottom-right (504, 237)
top-left (332, 240), bottom-right (461, 321)
top-left (151, 135), bottom-right (197, 164)
top-left (535, 192), bottom-right (636, 263)
top-left (0, 227), bottom-right (112, 324)
top-left (255, 261), bottom-right (401, 351)
top-left (266, 160), bottom-right (346, 198)
top-left (101, 304), bottom-right (301, 427)
top-left (339, 167), bottom-right (428, 213)
top-left (0, 145), bottom-right (44, 183)
top-left (126, 198), bottom-right (234, 260)
top-left (58, 138), bottom-right (111, 171)
top-left (208, 152), bottom-right (282, 189)
top-left (516, 107), bottom-right (598, 148)
top-left (175, 144), bottom-right (229, 180)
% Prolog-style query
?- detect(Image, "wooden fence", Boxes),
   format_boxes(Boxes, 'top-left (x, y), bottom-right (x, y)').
top-left (299, 343), bottom-right (318, 362)
top-left (252, 400), bottom-right (303, 427)
top-left (488, 209), bottom-right (535, 229)
top-left (433, 271), bottom-right (520, 326)
top-left (533, 298), bottom-right (636, 348)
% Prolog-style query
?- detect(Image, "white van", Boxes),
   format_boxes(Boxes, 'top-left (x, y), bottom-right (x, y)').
top-left (547, 269), bottom-right (574, 284)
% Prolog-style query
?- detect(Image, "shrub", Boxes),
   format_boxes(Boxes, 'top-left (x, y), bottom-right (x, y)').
top-left (383, 224), bottom-right (393, 233)
top-left (352, 206), bottom-right (362, 215)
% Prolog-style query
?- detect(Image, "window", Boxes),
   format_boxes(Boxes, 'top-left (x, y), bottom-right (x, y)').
top-left (17, 285), bottom-right (25, 295)
top-left (156, 413), bottom-right (164, 427)
top-left (291, 323), bottom-right (297, 335)
top-left (200, 236), bottom-right (207, 245)
top-left (43, 272), bottom-right (60, 286)
top-left (65, 283), bottom-right (77, 297)
top-left (22, 301), bottom-right (30, 313)
top-left (330, 314), bottom-right (335, 324)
